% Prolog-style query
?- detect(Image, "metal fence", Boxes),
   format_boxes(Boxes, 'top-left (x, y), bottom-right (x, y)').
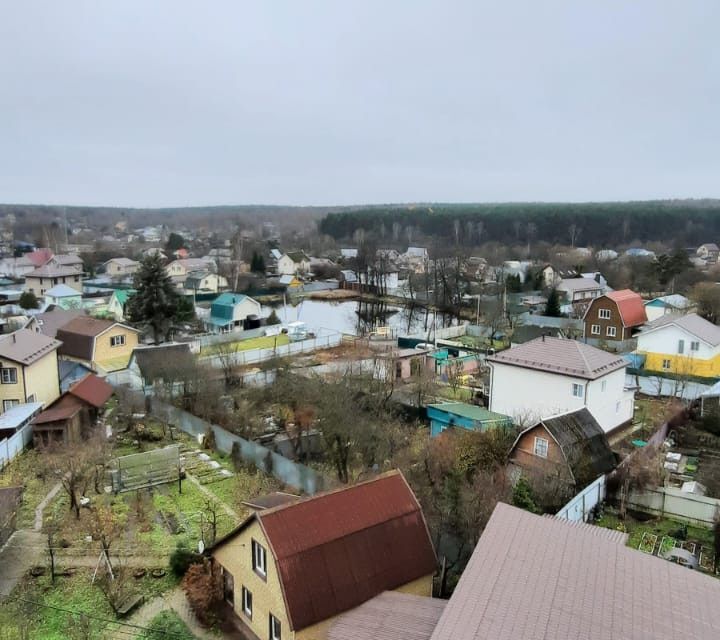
top-left (555, 475), bottom-right (607, 522)
top-left (0, 425), bottom-right (34, 471)
top-left (147, 398), bottom-right (329, 495)
top-left (627, 486), bottom-right (720, 528)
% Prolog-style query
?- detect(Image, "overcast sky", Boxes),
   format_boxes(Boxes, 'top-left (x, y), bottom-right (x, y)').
top-left (0, 1), bottom-right (718, 207)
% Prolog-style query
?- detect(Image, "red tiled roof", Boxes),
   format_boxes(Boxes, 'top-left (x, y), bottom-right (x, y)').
top-left (25, 248), bottom-right (53, 267)
top-left (218, 471), bottom-right (437, 632)
top-left (68, 373), bottom-right (113, 408)
top-left (605, 289), bottom-right (647, 327)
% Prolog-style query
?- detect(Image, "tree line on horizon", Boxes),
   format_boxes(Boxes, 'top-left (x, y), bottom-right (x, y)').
top-left (318, 200), bottom-right (720, 248)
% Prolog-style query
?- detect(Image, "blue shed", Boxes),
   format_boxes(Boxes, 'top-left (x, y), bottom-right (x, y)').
top-left (426, 402), bottom-right (512, 437)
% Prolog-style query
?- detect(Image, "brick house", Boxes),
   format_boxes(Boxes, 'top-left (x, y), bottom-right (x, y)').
top-left (210, 471), bottom-right (436, 640)
top-left (582, 289), bottom-right (647, 342)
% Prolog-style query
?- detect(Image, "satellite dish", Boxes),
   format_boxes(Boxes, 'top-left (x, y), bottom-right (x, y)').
top-left (198, 540), bottom-right (205, 554)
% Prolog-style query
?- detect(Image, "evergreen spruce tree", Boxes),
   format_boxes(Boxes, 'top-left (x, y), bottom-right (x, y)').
top-left (545, 288), bottom-right (562, 317)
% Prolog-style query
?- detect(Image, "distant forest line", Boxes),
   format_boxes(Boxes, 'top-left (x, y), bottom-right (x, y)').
top-left (318, 200), bottom-right (720, 248)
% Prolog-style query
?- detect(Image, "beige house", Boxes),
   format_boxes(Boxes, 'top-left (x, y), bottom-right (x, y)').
top-left (0, 329), bottom-right (61, 412)
top-left (211, 471), bottom-right (436, 640)
top-left (184, 271), bottom-right (228, 294)
top-left (24, 265), bottom-right (83, 295)
top-left (103, 257), bottom-right (140, 278)
top-left (56, 316), bottom-right (140, 373)
top-left (276, 252), bottom-right (311, 276)
top-left (165, 258), bottom-right (216, 283)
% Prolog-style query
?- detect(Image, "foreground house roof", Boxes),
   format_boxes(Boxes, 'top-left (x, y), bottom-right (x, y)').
top-left (0, 329), bottom-right (61, 366)
top-left (488, 337), bottom-right (626, 380)
top-left (428, 503), bottom-right (720, 640)
top-left (213, 470), bottom-right (437, 632)
top-left (640, 313), bottom-right (720, 347)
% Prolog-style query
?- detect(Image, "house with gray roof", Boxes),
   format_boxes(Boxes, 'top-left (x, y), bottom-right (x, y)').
top-left (487, 336), bottom-right (634, 433)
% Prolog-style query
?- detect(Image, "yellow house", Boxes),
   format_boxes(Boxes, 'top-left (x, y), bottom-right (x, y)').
top-left (56, 316), bottom-right (140, 373)
top-left (211, 471), bottom-right (437, 640)
top-left (0, 329), bottom-right (61, 412)
top-left (635, 313), bottom-right (720, 378)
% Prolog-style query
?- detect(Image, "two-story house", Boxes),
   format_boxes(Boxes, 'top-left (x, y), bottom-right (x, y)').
top-left (211, 471), bottom-right (436, 640)
top-left (56, 316), bottom-right (140, 374)
top-left (556, 277), bottom-right (604, 305)
top-left (276, 252), bottom-right (311, 276)
top-left (103, 257), bottom-right (140, 278)
top-left (487, 336), bottom-right (634, 434)
top-left (696, 243), bottom-right (719, 263)
top-left (582, 289), bottom-right (646, 342)
top-left (0, 329), bottom-right (61, 411)
top-left (24, 265), bottom-right (83, 295)
top-left (635, 313), bottom-right (720, 378)
top-left (165, 258), bottom-right (216, 284)
top-left (184, 271), bottom-right (228, 294)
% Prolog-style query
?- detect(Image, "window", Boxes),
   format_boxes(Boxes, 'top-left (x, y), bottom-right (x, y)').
top-left (222, 568), bottom-right (234, 605)
top-left (269, 614), bottom-right (281, 640)
top-left (601, 380), bottom-right (607, 392)
top-left (26, 394), bottom-right (35, 403)
top-left (691, 341), bottom-right (700, 352)
top-left (598, 308), bottom-right (611, 320)
top-left (110, 335), bottom-right (126, 347)
top-left (241, 586), bottom-right (253, 618)
top-left (572, 383), bottom-right (584, 398)
top-left (252, 539), bottom-right (267, 578)
top-left (1, 368), bottom-right (17, 384)
top-left (662, 359), bottom-right (671, 370)
top-left (590, 324), bottom-right (600, 335)
top-left (533, 437), bottom-right (549, 458)
top-left (678, 339), bottom-right (684, 354)
top-left (3, 399), bottom-right (19, 411)
top-left (606, 326), bottom-right (617, 338)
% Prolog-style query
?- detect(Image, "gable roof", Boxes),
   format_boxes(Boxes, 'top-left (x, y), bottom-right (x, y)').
top-left (56, 317), bottom-right (138, 361)
top-left (488, 337), bottom-right (626, 380)
top-left (111, 289), bottom-right (136, 306)
top-left (67, 373), bottom-right (113, 408)
top-left (513, 408), bottom-right (616, 484)
top-left (214, 470), bottom-right (436, 632)
top-left (285, 250), bottom-right (309, 264)
top-left (26, 264), bottom-right (81, 278)
top-left (428, 503), bottom-right (720, 640)
top-left (50, 254), bottom-right (83, 266)
top-left (31, 309), bottom-right (85, 338)
top-left (586, 289), bottom-right (646, 327)
top-left (557, 277), bottom-right (603, 294)
top-left (44, 284), bottom-right (81, 298)
top-left (0, 329), bottom-right (61, 366)
top-left (104, 257), bottom-right (138, 267)
top-left (25, 248), bottom-right (54, 267)
top-left (131, 343), bottom-right (194, 382)
top-left (645, 294), bottom-right (692, 309)
top-left (640, 313), bottom-right (720, 347)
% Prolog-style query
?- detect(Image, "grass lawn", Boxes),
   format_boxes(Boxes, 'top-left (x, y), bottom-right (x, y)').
top-left (0, 449), bottom-right (57, 529)
top-left (436, 386), bottom-right (473, 402)
top-left (201, 333), bottom-right (289, 356)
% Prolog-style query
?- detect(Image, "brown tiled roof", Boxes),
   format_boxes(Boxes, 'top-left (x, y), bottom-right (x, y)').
top-left (25, 248), bottom-right (54, 267)
top-left (68, 373), bottom-right (113, 408)
top-left (215, 470), bottom-right (437, 632)
top-left (429, 503), bottom-right (720, 640)
top-left (56, 317), bottom-right (137, 362)
top-left (0, 329), bottom-right (61, 366)
top-left (32, 400), bottom-right (82, 424)
top-left (487, 337), bottom-right (626, 380)
top-left (329, 591), bottom-right (446, 640)
top-left (33, 309), bottom-right (85, 338)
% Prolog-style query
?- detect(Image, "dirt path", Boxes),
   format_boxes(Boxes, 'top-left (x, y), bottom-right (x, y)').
top-left (34, 480), bottom-right (62, 531)
top-left (186, 473), bottom-right (240, 521)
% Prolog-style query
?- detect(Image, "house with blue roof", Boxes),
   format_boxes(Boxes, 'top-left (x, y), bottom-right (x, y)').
top-left (206, 293), bottom-right (262, 332)
top-left (426, 402), bottom-right (513, 437)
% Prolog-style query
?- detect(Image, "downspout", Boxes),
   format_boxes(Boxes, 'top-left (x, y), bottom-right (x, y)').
top-left (21, 363), bottom-right (27, 403)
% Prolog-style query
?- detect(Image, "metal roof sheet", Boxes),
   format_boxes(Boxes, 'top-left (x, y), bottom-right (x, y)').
top-left (68, 373), bottom-right (113, 408)
top-left (641, 312), bottom-right (720, 347)
top-left (604, 289), bottom-right (647, 327)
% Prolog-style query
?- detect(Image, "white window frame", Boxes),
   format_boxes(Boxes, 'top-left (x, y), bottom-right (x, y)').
top-left (110, 334), bottom-right (126, 348)
top-left (533, 437), bottom-right (549, 458)
top-left (242, 585), bottom-right (253, 619)
top-left (590, 324), bottom-right (600, 335)
top-left (269, 613), bottom-right (281, 640)
top-left (572, 383), bottom-right (584, 398)
top-left (598, 308), bottom-right (611, 320)
top-left (662, 359), bottom-right (671, 370)
top-left (252, 539), bottom-right (267, 578)
top-left (1, 367), bottom-right (17, 384)
top-left (3, 399), bottom-right (19, 411)
top-left (606, 326), bottom-right (617, 338)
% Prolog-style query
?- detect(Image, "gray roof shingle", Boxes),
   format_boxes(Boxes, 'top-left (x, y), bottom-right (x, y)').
top-left (641, 313), bottom-right (720, 347)
top-left (488, 337), bottom-right (626, 380)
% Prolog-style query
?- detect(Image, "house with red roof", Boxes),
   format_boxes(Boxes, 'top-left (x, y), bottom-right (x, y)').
top-left (582, 289), bottom-right (647, 343)
top-left (210, 470), bottom-right (436, 640)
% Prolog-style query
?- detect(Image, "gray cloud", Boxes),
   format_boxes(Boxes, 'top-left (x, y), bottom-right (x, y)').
top-left (0, 1), bottom-right (717, 206)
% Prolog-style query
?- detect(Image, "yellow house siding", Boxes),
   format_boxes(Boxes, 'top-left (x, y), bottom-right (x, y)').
top-left (640, 351), bottom-right (720, 378)
top-left (214, 521), bottom-right (292, 640)
top-left (23, 352), bottom-right (60, 406)
top-left (0, 357), bottom-right (25, 407)
top-left (92, 327), bottom-right (139, 368)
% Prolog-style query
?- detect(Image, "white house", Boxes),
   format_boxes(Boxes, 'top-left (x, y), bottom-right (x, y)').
top-left (43, 284), bottom-right (82, 310)
top-left (0, 256), bottom-right (36, 278)
top-left (165, 258), bottom-right (216, 283)
top-left (184, 271), bottom-right (228, 294)
top-left (276, 251), bottom-right (311, 276)
top-left (206, 293), bottom-right (262, 332)
top-left (644, 294), bottom-right (695, 322)
top-left (487, 336), bottom-right (633, 434)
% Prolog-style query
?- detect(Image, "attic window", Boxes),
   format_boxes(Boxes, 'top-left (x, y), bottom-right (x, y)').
top-left (598, 309), bottom-right (611, 320)
top-left (110, 335), bottom-right (126, 348)
top-left (252, 539), bottom-right (267, 579)
top-left (533, 437), bottom-right (549, 458)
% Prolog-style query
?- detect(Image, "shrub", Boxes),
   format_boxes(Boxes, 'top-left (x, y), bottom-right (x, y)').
top-left (181, 563), bottom-right (221, 627)
top-left (169, 542), bottom-right (198, 577)
top-left (511, 476), bottom-right (539, 513)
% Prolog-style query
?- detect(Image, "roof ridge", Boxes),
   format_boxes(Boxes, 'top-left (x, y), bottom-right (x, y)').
top-left (574, 340), bottom-right (593, 375)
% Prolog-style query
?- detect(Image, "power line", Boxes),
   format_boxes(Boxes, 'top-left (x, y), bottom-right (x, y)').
top-left (5, 595), bottom-right (192, 638)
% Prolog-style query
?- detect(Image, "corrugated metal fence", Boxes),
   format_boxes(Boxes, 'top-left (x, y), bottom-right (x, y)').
top-left (0, 424), bottom-right (33, 471)
top-left (555, 475), bottom-right (607, 522)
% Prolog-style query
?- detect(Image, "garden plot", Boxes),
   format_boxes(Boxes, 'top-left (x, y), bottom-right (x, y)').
top-left (180, 448), bottom-right (234, 485)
